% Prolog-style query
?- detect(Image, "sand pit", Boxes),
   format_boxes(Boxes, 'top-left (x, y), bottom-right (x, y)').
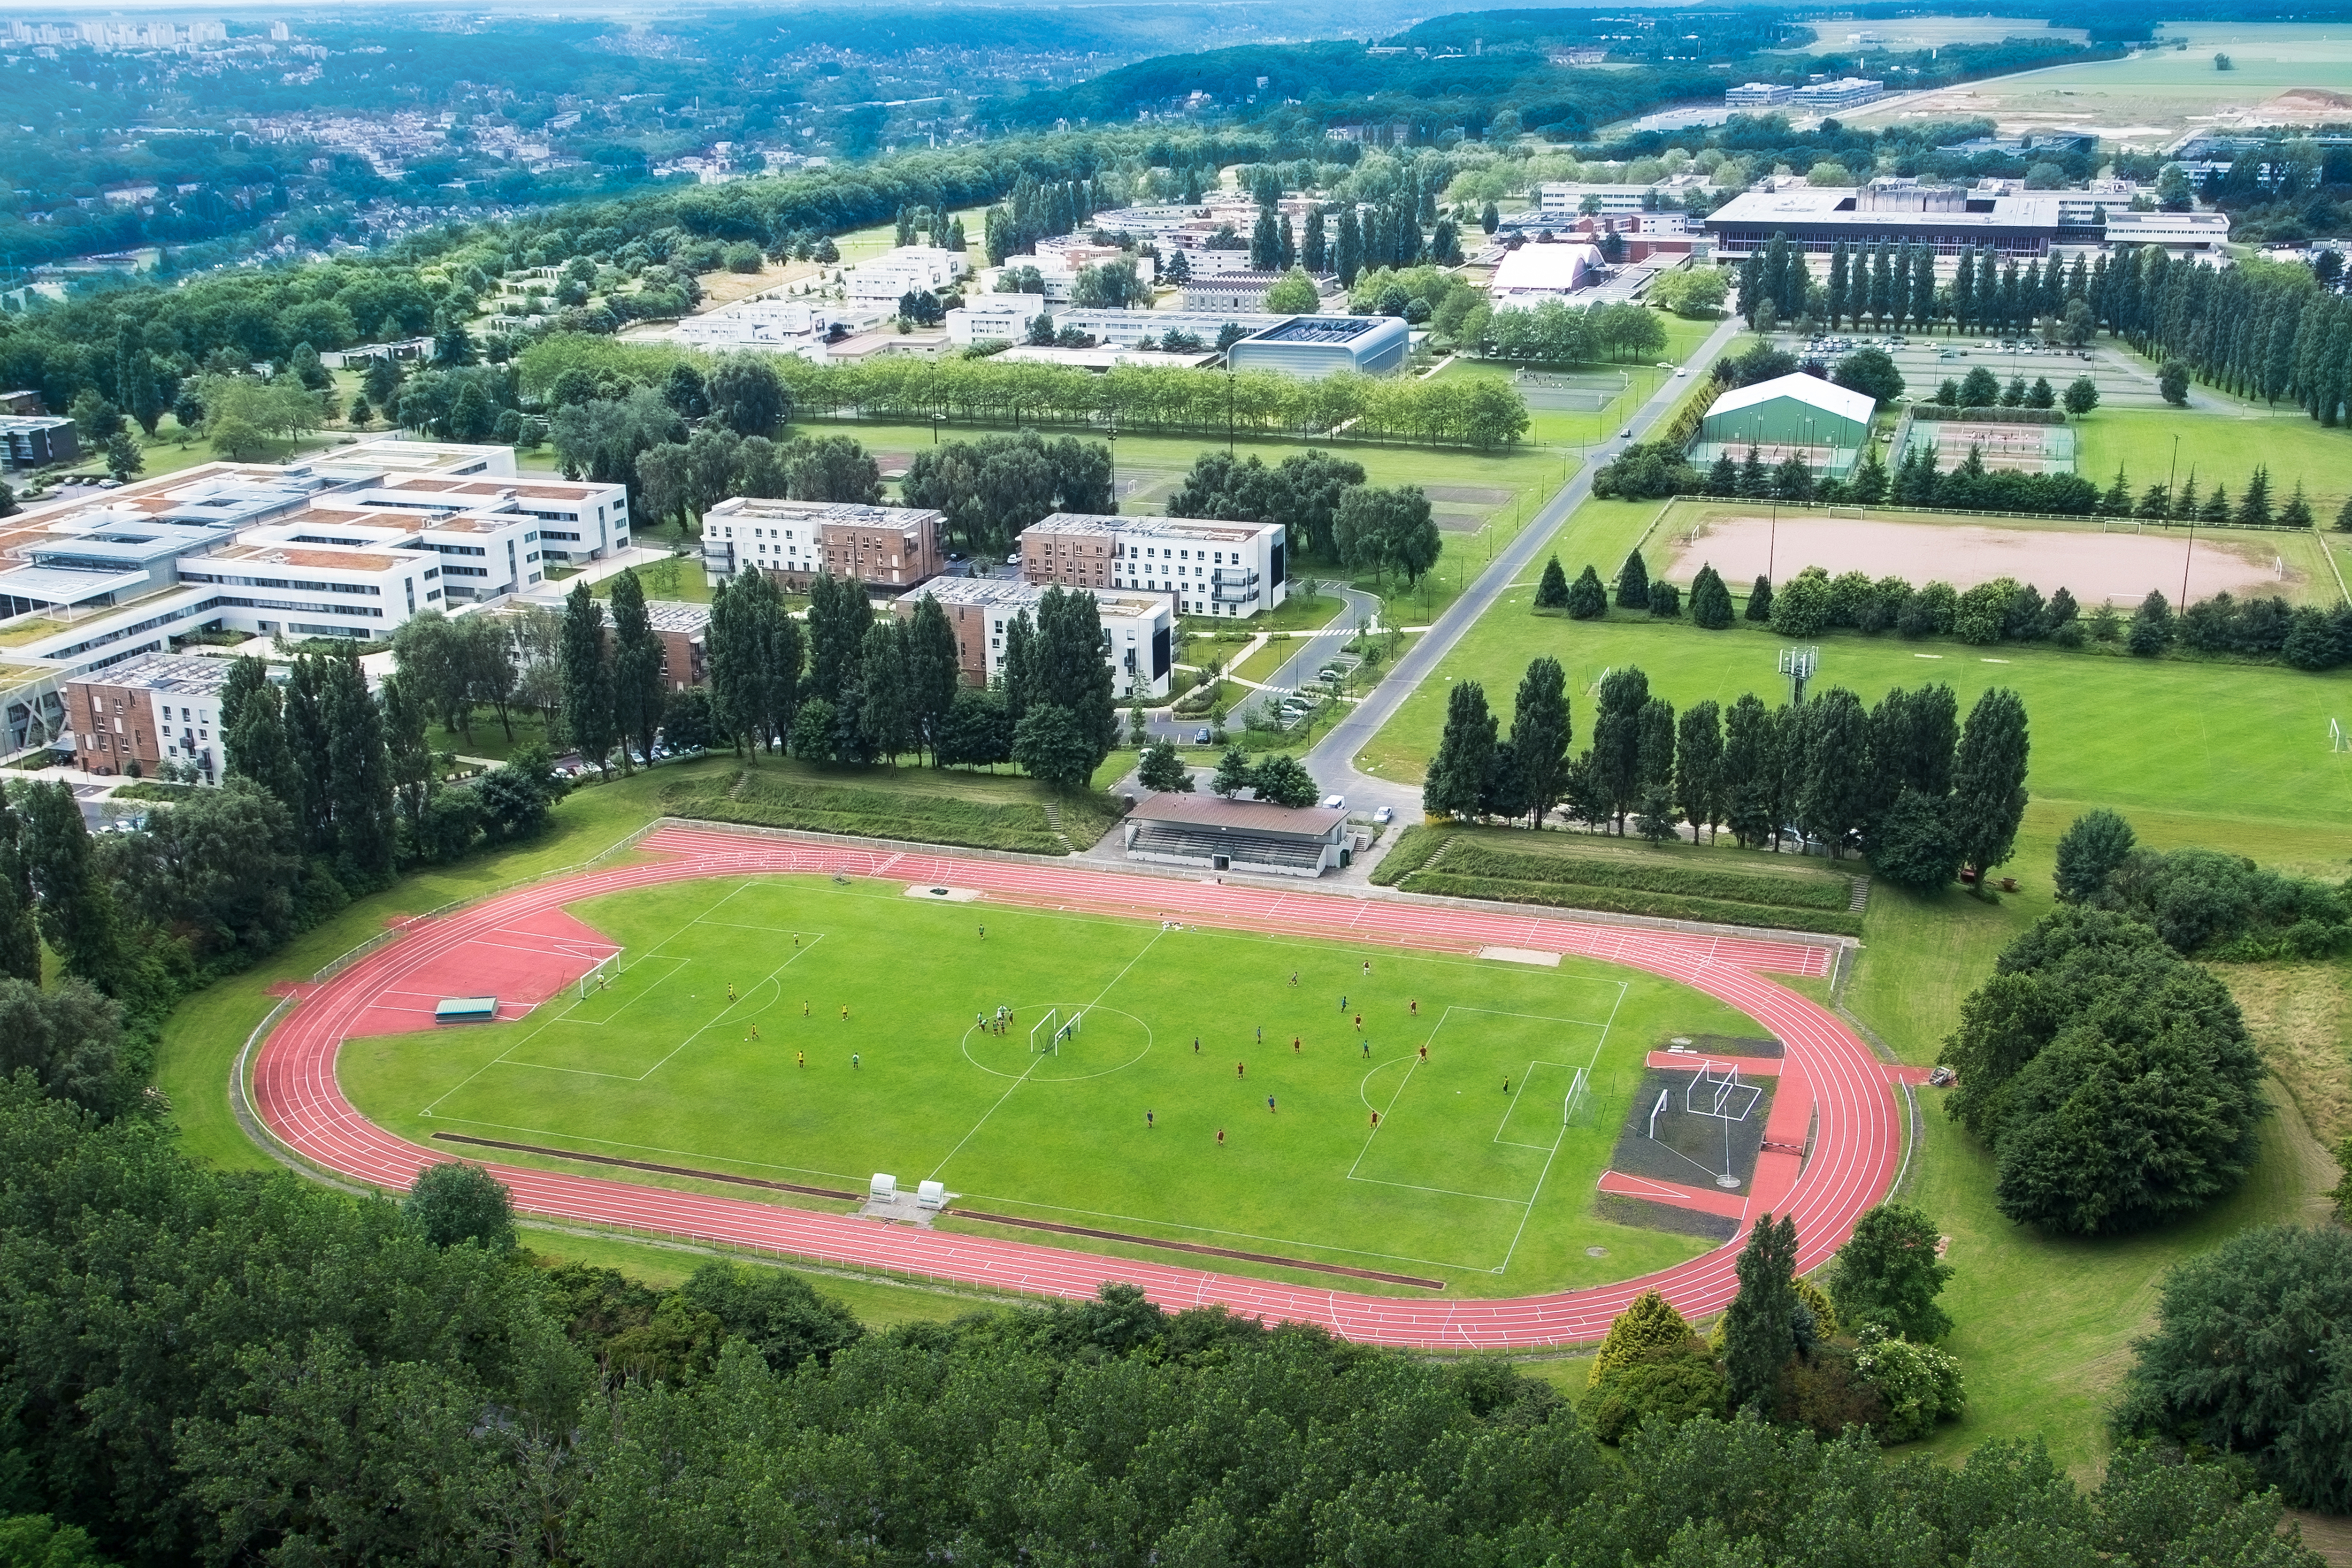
top-left (1665, 515), bottom-right (2298, 605)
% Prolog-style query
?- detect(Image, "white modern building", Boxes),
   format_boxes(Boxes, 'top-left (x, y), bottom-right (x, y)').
top-left (1792, 77), bottom-right (1885, 111)
top-left (1182, 271), bottom-right (1339, 313)
top-left (0, 440), bottom-right (625, 757)
top-left (842, 245), bottom-right (969, 305)
top-left (945, 300), bottom-right (1283, 348)
top-left (1017, 512), bottom-right (1288, 620)
top-left (1725, 81), bottom-right (1795, 109)
top-left (897, 576), bottom-right (1175, 701)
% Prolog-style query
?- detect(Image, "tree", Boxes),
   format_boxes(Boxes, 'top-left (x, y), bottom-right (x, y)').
top-left (805, 573), bottom-right (873, 705)
top-left (2158, 360), bottom-right (2190, 405)
top-left (1831, 346), bottom-right (1903, 405)
top-left (0, 978), bottom-right (130, 1117)
top-left (1675, 701), bottom-right (1725, 844)
top-left (107, 777), bottom-right (304, 959)
top-left (607, 569), bottom-right (666, 767)
top-left (1334, 485), bottom-right (1440, 588)
top-left (1263, 268), bottom-right (1320, 314)
top-left (2062, 375), bottom-right (2100, 415)
top-left (2115, 1224), bottom-right (2352, 1512)
top-left (1506, 658), bottom-right (1571, 828)
top-left (1588, 666), bottom-right (1650, 834)
top-left (2053, 808), bottom-right (2135, 903)
top-left (403, 1162), bottom-right (516, 1251)
top-left (1012, 705), bottom-right (1094, 788)
top-left (1866, 789), bottom-right (1962, 891)
top-left (1563, 564), bottom-right (1608, 620)
top-left (1950, 688), bottom-right (2028, 888)
top-left (2127, 589), bottom-right (2172, 657)
top-left (1032, 586), bottom-right (1118, 777)
top-left (1746, 575), bottom-right (1773, 621)
top-left (102, 432), bottom-right (144, 484)
top-left (905, 594), bottom-right (960, 763)
top-left (783, 435), bottom-right (883, 505)
top-left (1688, 565), bottom-right (1734, 629)
top-left (678, 1262), bottom-right (862, 1376)
top-left (1614, 549), bottom-right (1650, 611)
top-left (1425, 681), bottom-right (1497, 819)
top-left (706, 354), bottom-right (790, 436)
top-left (858, 619), bottom-right (913, 764)
top-left (1210, 745), bottom-right (1256, 798)
top-left (1250, 753), bottom-right (1318, 808)
top-left (19, 781), bottom-right (124, 994)
top-left (1827, 1203), bottom-right (1955, 1342)
top-left (561, 581), bottom-right (618, 773)
top-left (1590, 1290), bottom-right (1696, 1384)
top-left (322, 649), bottom-right (396, 885)
top-left (1137, 742), bottom-right (1192, 793)
top-left (1722, 1213), bottom-right (1800, 1408)
top-left (1533, 556), bottom-right (1570, 611)
top-left (1797, 687), bottom-right (1871, 856)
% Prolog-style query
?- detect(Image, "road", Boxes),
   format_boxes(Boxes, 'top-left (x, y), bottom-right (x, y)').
top-left (1232, 581), bottom-right (1384, 724)
top-left (1304, 312), bottom-right (1748, 816)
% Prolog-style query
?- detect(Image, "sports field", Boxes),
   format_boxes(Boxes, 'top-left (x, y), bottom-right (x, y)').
top-left (340, 874), bottom-right (1768, 1296)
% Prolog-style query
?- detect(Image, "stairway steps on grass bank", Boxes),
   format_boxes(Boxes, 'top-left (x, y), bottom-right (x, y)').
top-left (1044, 798), bottom-right (1073, 851)
top-left (1847, 877), bottom-right (1870, 913)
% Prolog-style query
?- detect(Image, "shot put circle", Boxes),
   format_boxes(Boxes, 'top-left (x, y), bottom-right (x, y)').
top-left (961, 1004), bottom-right (1152, 1082)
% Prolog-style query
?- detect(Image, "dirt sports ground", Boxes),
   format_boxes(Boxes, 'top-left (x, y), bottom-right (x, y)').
top-left (1660, 508), bottom-right (2335, 606)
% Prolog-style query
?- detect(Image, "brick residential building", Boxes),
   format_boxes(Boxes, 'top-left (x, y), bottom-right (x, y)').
top-left (894, 577), bottom-right (1174, 700)
top-left (66, 653), bottom-right (238, 781)
top-left (699, 497), bottom-right (946, 593)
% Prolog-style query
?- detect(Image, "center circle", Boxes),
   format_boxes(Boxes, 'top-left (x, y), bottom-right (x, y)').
top-left (960, 1003), bottom-right (1153, 1082)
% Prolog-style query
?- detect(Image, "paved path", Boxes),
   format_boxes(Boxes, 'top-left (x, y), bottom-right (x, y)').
top-left (1306, 313), bottom-right (1749, 817)
top-left (250, 822), bottom-right (1904, 1348)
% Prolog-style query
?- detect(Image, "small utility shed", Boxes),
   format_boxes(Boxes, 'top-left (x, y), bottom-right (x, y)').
top-left (1123, 793), bottom-right (1352, 878)
top-left (1694, 372), bottom-right (1876, 477)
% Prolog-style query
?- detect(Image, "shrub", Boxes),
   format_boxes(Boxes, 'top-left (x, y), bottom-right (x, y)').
top-left (1768, 567), bottom-right (1831, 637)
top-left (1582, 1344), bottom-right (1731, 1444)
top-left (1564, 564), bottom-right (1609, 620)
top-left (2052, 808), bottom-right (2136, 903)
top-left (1591, 1289), bottom-right (1698, 1384)
top-left (403, 1162), bottom-right (515, 1250)
top-left (1771, 1343), bottom-right (1886, 1439)
top-left (1851, 1326), bottom-right (1965, 1441)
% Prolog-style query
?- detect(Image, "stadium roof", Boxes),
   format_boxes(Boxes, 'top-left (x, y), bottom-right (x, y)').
top-left (1131, 792), bottom-right (1346, 839)
top-left (1489, 243), bottom-right (1602, 294)
top-left (1705, 372), bottom-right (1876, 425)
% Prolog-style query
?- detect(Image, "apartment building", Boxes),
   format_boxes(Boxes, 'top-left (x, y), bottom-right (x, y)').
top-left (0, 415), bottom-right (77, 470)
top-left (1017, 512), bottom-right (1287, 620)
top-left (699, 497), bottom-right (945, 592)
top-left (896, 576), bottom-right (1173, 701)
top-left (65, 653), bottom-right (238, 781)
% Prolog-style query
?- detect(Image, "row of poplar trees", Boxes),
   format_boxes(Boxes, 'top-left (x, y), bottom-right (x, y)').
top-left (1426, 661), bottom-right (2031, 888)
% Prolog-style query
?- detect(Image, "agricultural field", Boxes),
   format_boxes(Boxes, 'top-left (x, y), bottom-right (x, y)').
top-left (1842, 23), bottom-right (2352, 147)
top-left (339, 874), bottom-right (1765, 1298)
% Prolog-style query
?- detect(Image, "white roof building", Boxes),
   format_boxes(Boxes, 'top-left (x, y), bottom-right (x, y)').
top-left (1487, 242), bottom-right (1605, 306)
top-left (843, 245), bottom-right (969, 304)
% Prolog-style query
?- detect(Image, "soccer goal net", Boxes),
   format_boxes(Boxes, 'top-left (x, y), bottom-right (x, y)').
top-left (1686, 1061), bottom-right (1762, 1123)
top-left (1031, 1008), bottom-right (1081, 1054)
top-left (1563, 1066), bottom-right (1592, 1126)
top-left (578, 953), bottom-right (621, 1001)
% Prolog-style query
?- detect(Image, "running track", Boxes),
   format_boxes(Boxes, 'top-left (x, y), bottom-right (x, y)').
top-left (251, 824), bottom-right (1904, 1348)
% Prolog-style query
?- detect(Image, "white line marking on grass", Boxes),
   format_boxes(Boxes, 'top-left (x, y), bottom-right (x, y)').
top-left (1494, 982), bottom-right (1627, 1275)
top-left (927, 926), bottom-right (1166, 1183)
top-left (429, 1117), bottom-right (864, 1188)
top-left (939, 1190), bottom-right (1483, 1272)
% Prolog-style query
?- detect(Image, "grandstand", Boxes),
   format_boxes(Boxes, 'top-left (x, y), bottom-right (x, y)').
top-left (1121, 794), bottom-right (1356, 878)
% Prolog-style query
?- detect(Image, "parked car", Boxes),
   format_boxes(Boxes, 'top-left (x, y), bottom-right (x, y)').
top-left (1372, 806), bottom-right (1394, 824)
top-left (1320, 794), bottom-right (1346, 811)
top-left (1193, 727), bottom-right (1210, 743)
top-left (1005, 551), bottom-right (1021, 565)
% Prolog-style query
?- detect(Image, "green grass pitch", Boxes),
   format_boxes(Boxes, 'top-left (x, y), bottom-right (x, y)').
top-left (340, 875), bottom-right (1767, 1297)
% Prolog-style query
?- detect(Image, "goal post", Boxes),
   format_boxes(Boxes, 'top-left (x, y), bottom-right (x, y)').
top-left (1563, 1066), bottom-right (1591, 1126)
top-left (579, 952), bottom-right (621, 1001)
top-left (1029, 1008), bottom-right (1062, 1055)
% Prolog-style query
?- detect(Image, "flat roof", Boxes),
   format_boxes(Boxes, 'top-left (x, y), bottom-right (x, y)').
top-left (1132, 791), bottom-right (1345, 838)
top-left (217, 544), bottom-right (409, 573)
top-left (1249, 314), bottom-right (1393, 344)
top-left (0, 564), bottom-right (150, 604)
top-left (912, 577), bottom-right (1168, 614)
top-left (1706, 187), bottom-right (2068, 232)
top-left (1027, 512), bottom-right (1270, 542)
top-left (69, 651), bottom-right (242, 696)
top-left (706, 497), bottom-right (942, 529)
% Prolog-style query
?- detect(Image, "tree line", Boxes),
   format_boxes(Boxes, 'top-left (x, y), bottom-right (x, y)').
top-left (1425, 658), bottom-right (2031, 891)
top-left (0, 1073), bottom-right (2325, 1567)
top-left (1541, 546), bottom-right (2352, 673)
top-left (692, 569), bottom-right (1119, 787)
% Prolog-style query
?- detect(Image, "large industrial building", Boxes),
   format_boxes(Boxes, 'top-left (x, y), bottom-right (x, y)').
top-left (895, 576), bottom-right (1175, 702)
top-left (1225, 314), bottom-right (1409, 379)
top-left (1693, 373), bottom-right (1877, 479)
top-left (1017, 511), bottom-right (1288, 620)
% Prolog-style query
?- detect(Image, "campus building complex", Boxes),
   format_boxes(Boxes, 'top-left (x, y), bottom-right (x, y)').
top-left (893, 576), bottom-right (1174, 702)
top-left (699, 496), bottom-right (946, 593)
top-left (1703, 179), bottom-right (2232, 262)
top-left (0, 440), bottom-right (627, 757)
top-left (1016, 512), bottom-right (1288, 619)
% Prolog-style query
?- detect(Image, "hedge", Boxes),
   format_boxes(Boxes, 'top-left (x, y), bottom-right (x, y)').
top-left (1439, 841), bottom-right (1857, 911)
top-left (1400, 870), bottom-right (1865, 937)
top-left (1907, 405), bottom-right (2068, 424)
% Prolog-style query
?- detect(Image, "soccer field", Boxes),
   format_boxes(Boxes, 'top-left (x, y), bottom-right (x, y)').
top-left (340, 875), bottom-right (1768, 1296)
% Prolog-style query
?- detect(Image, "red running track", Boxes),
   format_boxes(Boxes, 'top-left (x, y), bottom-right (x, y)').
top-left (251, 825), bottom-right (1903, 1348)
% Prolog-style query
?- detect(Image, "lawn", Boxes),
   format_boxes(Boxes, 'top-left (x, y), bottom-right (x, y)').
top-left (1840, 23), bottom-right (2352, 146)
top-left (659, 757), bottom-right (1127, 853)
top-left (2073, 404), bottom-right (2352, 521)
top-left (339, 873), bottom-right (1766, 1298)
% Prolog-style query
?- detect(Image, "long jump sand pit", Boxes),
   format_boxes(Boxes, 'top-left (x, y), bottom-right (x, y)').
top-left (1664, 513), bottom-right (2305, 605)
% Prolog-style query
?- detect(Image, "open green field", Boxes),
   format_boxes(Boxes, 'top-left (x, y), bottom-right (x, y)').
top-left (1358, 594), bottom-right (2352, 831)
top-left (1841, 23), bottom-right (2352, 147)
top-left (2073, 405), bottom-right (2352, 520)
top-left (340, 873), bottom-right (1765, 1297)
